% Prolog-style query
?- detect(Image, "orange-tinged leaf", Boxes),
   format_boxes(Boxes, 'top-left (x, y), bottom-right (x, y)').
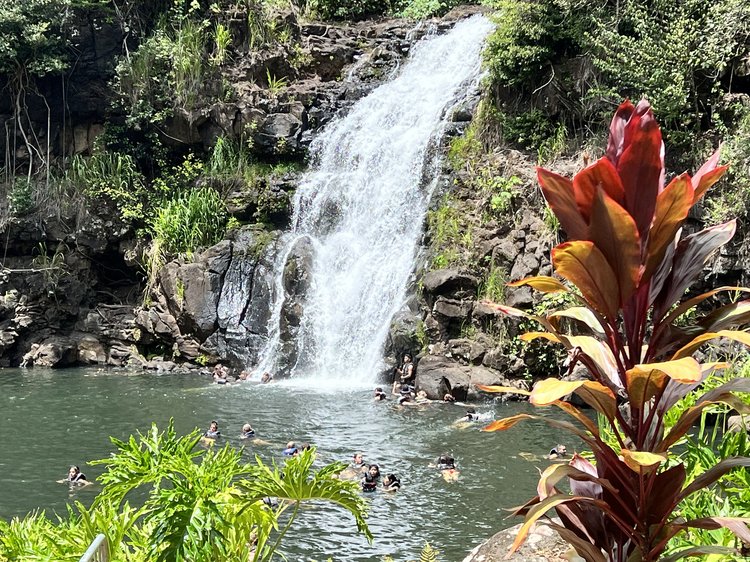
top-left (538, 168), bottom-right (588, 240)
top-left (625, 367), bottom-right (667, 406)
top-left (550, 307), bottom-right (605, 335)
top-left (482, 414), bottom-right (534, 432)
top-left (574, 381), bottom-right (617, 421)
top-left (572, 157), bottom-right (625, 220)
top-left (661, 286), bottom-right (750, 329)
top-left (588, 188), bottom-right (641, 304)
top-left (552, 241), bottom-right (619, 320)
top-left (508, 495), bottom-right (605, 557)
top-left (507, 276), bottom-right (568, 293)
top-left (620, 449), bottom-right (667, 472)
top-left (519, 332), bottom-right (561, 343)
top-left (629, 357), bottom-right (702, 383)
top-left (475, 385), bottom-right (531, 396)
top-left (692, 147), bottom-right (727, 203)
top-left (530, 378), bottom-right (585, 406)
top-left (644, 174), bottom-right (693, 283)
top-left (672, 330), bottom-right (750, 360)
top-left (567, 335), bottom-right (622, 388)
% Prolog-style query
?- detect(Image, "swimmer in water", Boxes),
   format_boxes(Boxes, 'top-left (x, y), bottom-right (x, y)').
top-left (260, 372), bottom-right (273, 383)
top-left (548, 444), bottom-right (568, 460)
top-left (382, 473), bottom-right (401, 492)
top-left (240, 423), bottom-right (255, 439)
top-left (361, 464), bottom-right (381, 492)
top-left (282, 441), bottom-right (298, 456)
top-left (373, 387), bottom-right (388, 401)
top-left (435, 454), bottom-right (460, 482)
top-left (58, 465), bottom-right (90, 485)
top-left (443, 392), bottom-right (456, 403)
top-left (204, 420), bottom-right (221, 439)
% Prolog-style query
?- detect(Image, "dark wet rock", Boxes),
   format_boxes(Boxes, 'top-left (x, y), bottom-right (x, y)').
top-left (387, 310), bottom-right (423, 359)
top-left (415, 354), bottom-right (471, 400)
top-left (423, 269), bottom-right (479, 298)
top-left (433, 297), bottom-right (473, 319)
top-left (21, 337), bottom-right (78, 368)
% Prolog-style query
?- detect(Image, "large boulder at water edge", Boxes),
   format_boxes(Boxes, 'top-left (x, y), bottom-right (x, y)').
top-left (21, 337), bottom-right (79, 368)
top-left (415, 354), bottom-right (520, 401)
top-left (463, 521), bottom-right (570, 562)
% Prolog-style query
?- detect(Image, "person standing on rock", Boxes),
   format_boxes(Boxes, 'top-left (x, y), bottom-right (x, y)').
top-left (396, 354), bottom-right (415, 386)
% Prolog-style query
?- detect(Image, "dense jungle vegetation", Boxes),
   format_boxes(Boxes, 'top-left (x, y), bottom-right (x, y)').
top-left (2, 1), bottom-right (750, 560)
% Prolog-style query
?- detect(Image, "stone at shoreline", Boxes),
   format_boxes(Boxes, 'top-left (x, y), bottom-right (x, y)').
top-left (463, 521), bottom-right (571, 562)
top-left (415, 354), bottom-right (518, 401)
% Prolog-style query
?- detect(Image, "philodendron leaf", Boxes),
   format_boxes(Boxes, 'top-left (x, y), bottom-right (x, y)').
top-left (619, 449), bottom-right (666, 472)
top-left (553, 241), bottom-right (620, 321)
top-left (537, 167), bottom-right (588, 240)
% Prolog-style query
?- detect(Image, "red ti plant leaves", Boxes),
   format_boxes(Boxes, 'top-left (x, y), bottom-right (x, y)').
top-left (588, 189), bottom-right (641, 305)
top-left (552, 241), bottom-right (619, 321)
top-left (538, 167), bottom-right (588, 240)
top-left (482, 99), bottom-right (750, 562)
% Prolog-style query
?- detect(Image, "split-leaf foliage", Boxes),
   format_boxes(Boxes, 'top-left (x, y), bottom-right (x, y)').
top-left (480, 100), bottom-right (750, 561)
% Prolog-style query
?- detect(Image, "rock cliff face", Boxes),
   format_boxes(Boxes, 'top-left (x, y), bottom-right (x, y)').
top-left (0, 7), bottom-right (486, 371)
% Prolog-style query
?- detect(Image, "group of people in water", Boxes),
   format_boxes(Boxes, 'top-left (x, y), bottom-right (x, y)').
top-left (61, 354), bottom-right (567, 494)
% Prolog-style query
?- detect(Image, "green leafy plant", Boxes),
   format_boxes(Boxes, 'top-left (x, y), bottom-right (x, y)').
top-left (0, 421), bottom-right (370, 562)
top-left (480, 99), bottom-right (750, 561)
top-left (150, 187), bottom-right (228, 256)
top-left (265, 69), bottom-right (288, 97)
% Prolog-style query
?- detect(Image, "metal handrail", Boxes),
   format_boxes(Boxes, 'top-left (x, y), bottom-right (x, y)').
top-left (79, 534), bottom-right (109, 562)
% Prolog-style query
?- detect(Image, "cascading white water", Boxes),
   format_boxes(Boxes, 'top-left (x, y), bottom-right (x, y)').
top-left (257, 15), bottom-right (494, 384)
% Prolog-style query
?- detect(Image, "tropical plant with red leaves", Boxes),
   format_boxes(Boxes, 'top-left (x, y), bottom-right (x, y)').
top-left (479, 99), bottom-right (750, 562)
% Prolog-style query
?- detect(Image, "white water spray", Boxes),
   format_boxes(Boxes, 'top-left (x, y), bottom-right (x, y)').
top-left (257, 16), bottom-right (494, 384)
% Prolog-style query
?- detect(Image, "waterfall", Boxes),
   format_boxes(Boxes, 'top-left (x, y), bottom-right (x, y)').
top-left (256, 15), bottom-right (494, 384)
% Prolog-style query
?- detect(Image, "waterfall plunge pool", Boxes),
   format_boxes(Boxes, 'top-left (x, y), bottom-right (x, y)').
top-left (0, 368), bottom-right (576, 561)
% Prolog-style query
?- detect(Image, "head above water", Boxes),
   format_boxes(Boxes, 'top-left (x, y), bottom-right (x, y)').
top-left (437, 454), bottom-right (455, 468)
top-left (466, 407), bottom-right (476, 414)
top-left (368, 464), bottom-right (380, 477)
top-left (209, 421), bottom-right (219, 431)
top-left (242, 423), bottom-right (253, 433)
top-left (353, 452), bottom-right (364, 465)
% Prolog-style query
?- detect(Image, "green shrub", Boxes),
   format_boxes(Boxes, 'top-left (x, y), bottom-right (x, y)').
top-left (8, 179), bottom-right (34, 216)
top-left (479, 265), bottom-right (506, 302)
top-left (66, 151), bottom-right (146, 221)
top-left (151, 187), bottom-right (228, 256)
top-left (305, 0), bottom-right (390, 20)
top-left (396, 0), bottom-right (466, 18)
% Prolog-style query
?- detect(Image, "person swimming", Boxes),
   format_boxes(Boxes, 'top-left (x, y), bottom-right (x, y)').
top-left (435, 454), bottom-right (460, 481)
top-left (58, 465), bottom-right (89, 485)
top-left (443, 393), bottom-right (456, 403)
top-left (373, 387), bottom-right (388, 401)
top-left (240, 423), bottom-right (255, 439)
top-left (382, 473), bottom-right (401, 492)
top-left (260, 372), bottom-right (274, 383)
top-left (548, 444), bottom-right (568, 459)
top-left (361, 464), bottom-right (381, 493)
top-left (282, 441), bottom-right (299, 456)
top-left (204, 420), bottom-right (221, 439)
